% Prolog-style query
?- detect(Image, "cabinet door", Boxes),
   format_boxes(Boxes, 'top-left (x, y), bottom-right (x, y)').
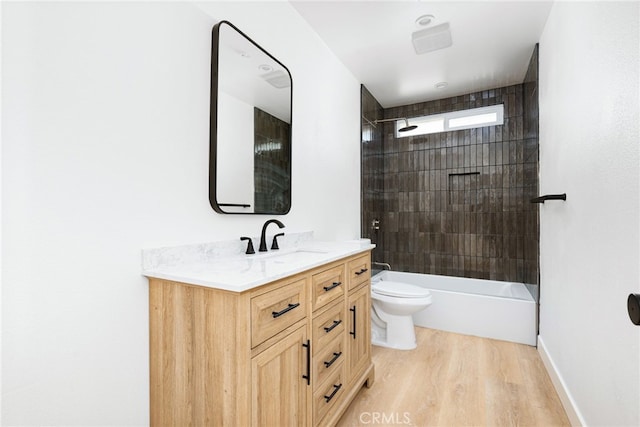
top-left (347, 284), bottom-right (371, 382)
top-left (252, 326), bottom-right (309, 426)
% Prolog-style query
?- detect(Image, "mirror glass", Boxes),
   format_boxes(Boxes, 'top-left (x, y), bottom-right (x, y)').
top-left (210, 21), bottom-right (292, 214)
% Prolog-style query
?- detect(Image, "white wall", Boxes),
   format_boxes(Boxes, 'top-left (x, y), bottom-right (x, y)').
top-left (538, 2), bottom-right (640, 426)
top-left (0, 0), bottom-right (4, 418)
top-left (217, 91), bottom-right (255, 209)
top-left (1, 2), bottom-right (361, 425)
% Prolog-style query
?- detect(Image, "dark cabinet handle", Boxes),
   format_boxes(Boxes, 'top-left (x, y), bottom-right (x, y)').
top-left (272, 303), bottom-right (300, 318)
top-left (302, 340), bottom-right (310, 385)
top-left (323, 351), bottom-right (342, 368)
top-left (323, 281), bottom-right (342, 292)
top-left (323, 319), bottom-right (342, 333)
top-left (350, 305), bottom-right (357, 339)
top-left (354, 268), bottom-right (369, 276)
top-left (324, 383), bottom-right (342, 402)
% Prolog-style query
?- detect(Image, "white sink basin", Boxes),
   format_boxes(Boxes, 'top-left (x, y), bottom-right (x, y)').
top-left (256, 249), bottom-right (329, 264)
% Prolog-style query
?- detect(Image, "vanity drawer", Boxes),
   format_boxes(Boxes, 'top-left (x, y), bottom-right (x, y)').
top-left (313, 335), bottom-right (344, 389)
top-left (312, 300), bottom-right (346, 353)
top-left (313, 364), bottom-right (346, 426)
top-left (311, 264), bottom-right (345, 311)
top-left (347, 253), bottom-right (371, 290)
top-left (251, 278), bottom-right (307, 347)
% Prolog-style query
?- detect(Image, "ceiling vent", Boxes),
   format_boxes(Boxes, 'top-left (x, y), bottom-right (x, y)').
top-left (261, 69), bottom-right (291, 89)
top-left (411, 22), bottom-right (452, 55)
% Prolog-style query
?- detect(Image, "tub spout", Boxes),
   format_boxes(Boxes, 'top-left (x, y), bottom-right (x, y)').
top-left (372, 262), bottom-right (391, 271)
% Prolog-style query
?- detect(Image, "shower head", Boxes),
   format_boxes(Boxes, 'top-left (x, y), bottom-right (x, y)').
top-left (370, 117), bottom-right (418, 133)
top-left (398, 119), bottom-right (418, 132)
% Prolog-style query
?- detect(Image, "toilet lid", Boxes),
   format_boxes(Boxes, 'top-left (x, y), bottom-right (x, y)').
top-left (372, 281), bottom-right (431, 298)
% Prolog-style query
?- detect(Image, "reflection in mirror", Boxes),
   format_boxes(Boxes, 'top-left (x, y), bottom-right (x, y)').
top-left (210, 21), bottom-right (292, 214)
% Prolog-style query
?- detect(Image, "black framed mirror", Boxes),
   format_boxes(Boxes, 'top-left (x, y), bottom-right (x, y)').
top-left (210, 21), bottom-right (292, 214)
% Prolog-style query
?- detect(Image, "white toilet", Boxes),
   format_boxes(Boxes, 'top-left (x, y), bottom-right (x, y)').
top-left (370, 280), bottom-right (432, 350)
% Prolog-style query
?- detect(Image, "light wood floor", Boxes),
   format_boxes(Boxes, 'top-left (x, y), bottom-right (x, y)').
top-left (337, 327), bottom-right (570, 427)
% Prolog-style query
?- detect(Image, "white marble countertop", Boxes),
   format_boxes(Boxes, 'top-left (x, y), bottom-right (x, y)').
top-left (142, 234), bottom-right (374, 292)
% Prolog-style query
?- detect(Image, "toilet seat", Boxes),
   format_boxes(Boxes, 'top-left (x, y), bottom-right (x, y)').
top-left (372, 281), bottom-right (431, 298)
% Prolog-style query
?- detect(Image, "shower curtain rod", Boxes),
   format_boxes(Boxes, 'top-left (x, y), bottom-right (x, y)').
top-left (362, 115), bottom-right (377, 128)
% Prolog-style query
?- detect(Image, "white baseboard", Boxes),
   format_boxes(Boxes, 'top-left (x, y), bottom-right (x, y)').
top-left (537, 336), bottom-right (586, 427)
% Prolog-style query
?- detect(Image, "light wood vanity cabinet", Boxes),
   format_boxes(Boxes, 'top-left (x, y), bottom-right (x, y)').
top-left (251, 277), bottom-right (307, 347)
top-left (252, 325), bottom-right (308, 426)
top-left (347, 285), bottom-right (371, 380)
top-left (148, 250), bottom-right (373, 427)
top-left (346, 253), bottom-right (372, 382)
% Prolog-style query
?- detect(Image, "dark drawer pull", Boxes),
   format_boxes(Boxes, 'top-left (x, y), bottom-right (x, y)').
top-left (354, 267), bottom-right (369, 276)
top-left (323, 351), bottom-right (342, 368)
top-left (324, 383), bottom-right (342, 402)
top-left (323, 319), bottom-right (342, 333)
top-left (323, 281), bottom-right (342, 292)
top-left (350, 306), bottom-right (357, 339)
top-left (272, 302), bottom-right (300, 318)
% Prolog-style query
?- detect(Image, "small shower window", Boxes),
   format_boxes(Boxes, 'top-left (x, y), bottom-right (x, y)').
top-left (395, 104), bottom-right (504, 138)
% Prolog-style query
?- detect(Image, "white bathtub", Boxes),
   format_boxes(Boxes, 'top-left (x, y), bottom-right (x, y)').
top-left (372, 270), bottom-right (537, 346)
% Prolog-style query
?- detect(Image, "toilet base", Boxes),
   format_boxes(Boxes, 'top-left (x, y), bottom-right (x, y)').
top-left (371, 310), bottom-right (418, 350)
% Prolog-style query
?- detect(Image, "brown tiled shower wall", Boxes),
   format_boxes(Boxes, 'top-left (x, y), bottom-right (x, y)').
top-left (361, 46), bottom-right (539, 284)
top-left (254, 107), bottom-right (291, 213)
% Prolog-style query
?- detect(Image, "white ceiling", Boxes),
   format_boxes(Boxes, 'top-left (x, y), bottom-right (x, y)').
top-left (290, 0), bottom-right (553, 108)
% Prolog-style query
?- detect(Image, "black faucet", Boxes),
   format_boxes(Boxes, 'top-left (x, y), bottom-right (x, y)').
top-left (271, 233), bottom-right (285, 250)
top-left (240, 237), bottom-right (255, 254)
top-left (259, 219), bottom-right (285, 252)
